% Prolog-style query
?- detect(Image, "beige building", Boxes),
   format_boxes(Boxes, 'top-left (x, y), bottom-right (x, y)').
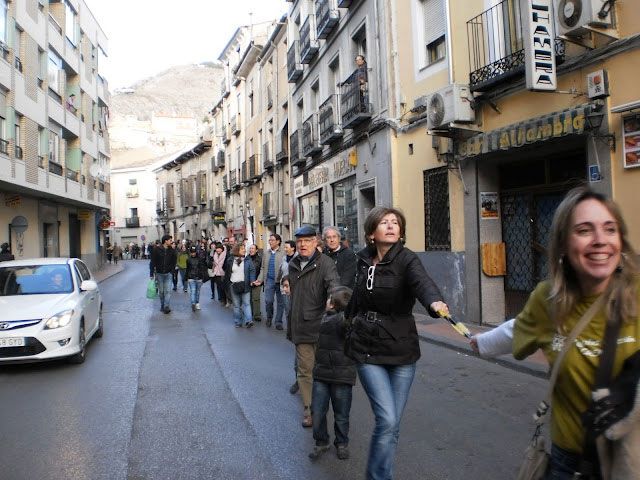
top-left (0, 0), bottom-right (110, 271)
top-left (390, 0), bottom-right (640, 324)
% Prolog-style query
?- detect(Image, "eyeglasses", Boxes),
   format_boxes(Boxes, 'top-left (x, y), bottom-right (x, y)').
top-left (366, 265), bottom-right (376, 291)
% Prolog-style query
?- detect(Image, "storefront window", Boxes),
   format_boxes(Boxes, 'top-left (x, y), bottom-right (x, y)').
top-left (333, 175), bottom-right (359, 251)
top-left (299, 190), bottom-right (321, 234)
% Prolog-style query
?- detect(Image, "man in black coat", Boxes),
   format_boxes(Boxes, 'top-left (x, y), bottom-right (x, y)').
top-left (323, 227), bottom-right (356, 289)
top-left (150, 235), bottom-right (177, 314)
top-left (0, 243), bottom-right (14, 262)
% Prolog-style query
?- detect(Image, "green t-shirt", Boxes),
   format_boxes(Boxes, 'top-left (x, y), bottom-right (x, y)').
top-left (177, 252), bottom-right (189, 269)
top-left (513, 280), bottom-right (640, 453)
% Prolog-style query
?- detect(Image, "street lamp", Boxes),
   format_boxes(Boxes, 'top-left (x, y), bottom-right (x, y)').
top-left (585, 105), bottom-right (616, 151)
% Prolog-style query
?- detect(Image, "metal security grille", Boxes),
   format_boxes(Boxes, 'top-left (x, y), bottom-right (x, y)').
top-left (424, 167), bottom-right (451, 251)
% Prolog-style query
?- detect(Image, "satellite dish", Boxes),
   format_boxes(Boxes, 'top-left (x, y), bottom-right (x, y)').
top-left (89, 164), bottom-right (100, 177)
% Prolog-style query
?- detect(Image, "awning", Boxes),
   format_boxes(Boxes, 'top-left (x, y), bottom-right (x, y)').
top-left (455, 103), bottom-right (595, 160)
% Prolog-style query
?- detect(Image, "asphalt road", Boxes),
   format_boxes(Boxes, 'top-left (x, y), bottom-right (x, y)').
top-left (0, 260), bottom-right (547, 480)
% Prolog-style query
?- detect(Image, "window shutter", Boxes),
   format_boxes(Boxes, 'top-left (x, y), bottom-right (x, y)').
top-left (423, 0), bottom-right (446, 46)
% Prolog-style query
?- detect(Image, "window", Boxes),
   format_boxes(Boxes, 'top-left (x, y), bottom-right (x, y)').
top-left (130, 208), bottom-right (138, 218)
top-left (48, 50), bottom-right (62, 94)
top-left (422, 0), bottom-right (446, 67)
top-left (65, 1), bottom-right (77, 46)
top-left (249, 91), bottom-right (254, 118)
top-left (0, 0), bottom-right (7, 45)
top-left (427, 35), bottom-right (446, 65)
top-left (333, 176), bottom-right (359, 251)
top-left (49, 130), bottom-right (60, 164)
top-left (129, 178), bottom-right (137, 185)
top-left (424, 167), bottom-right (451, 251)
top-left (329, 57), bottom-right (340, 96)
top-left (14, 121), bottom-right (22, 159)
top-left (97, 46), bottom-right (107, 81)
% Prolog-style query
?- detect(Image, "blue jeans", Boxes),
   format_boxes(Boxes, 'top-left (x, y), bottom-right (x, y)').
top-left (178, 268), bottom-right (187, 290)
top-left (264, 280), bottom-right (284, 325)
top-left (231, 289), bottom-right (252, 326)
top-left (311, 380), bottom-right (353, 447)
top-left (156, 272), bottom-right (172, 309)
top-left (188, 279), bottom-right (202, 304)
top-left (543, 444), bottom-right (582, 480)
top-left (357, 363), bottom-right (416, 480)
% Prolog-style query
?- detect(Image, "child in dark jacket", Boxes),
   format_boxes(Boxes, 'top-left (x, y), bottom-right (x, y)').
top-left (309, 286), bottom-right (355, 461)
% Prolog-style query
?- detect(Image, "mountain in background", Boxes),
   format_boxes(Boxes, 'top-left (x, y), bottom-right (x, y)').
top-left (108, 63), bottom-right (224, 168)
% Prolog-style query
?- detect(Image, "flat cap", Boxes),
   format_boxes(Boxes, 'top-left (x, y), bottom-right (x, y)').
top-left (294, 225), bottom-right (317, 237)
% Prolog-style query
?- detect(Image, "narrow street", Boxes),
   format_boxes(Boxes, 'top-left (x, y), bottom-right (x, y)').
top-left (1, 260), bottom-right (546, 480)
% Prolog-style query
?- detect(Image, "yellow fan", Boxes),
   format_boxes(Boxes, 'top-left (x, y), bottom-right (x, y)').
top-left (438, 311), bottom-right (472, 339)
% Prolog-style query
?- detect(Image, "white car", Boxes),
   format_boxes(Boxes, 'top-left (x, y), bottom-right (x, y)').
top-left (0, 258), bottom-right (103, 364)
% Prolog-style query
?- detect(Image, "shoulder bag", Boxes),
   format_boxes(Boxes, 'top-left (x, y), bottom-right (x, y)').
top-left (517, 295), bottom-right (605, 480)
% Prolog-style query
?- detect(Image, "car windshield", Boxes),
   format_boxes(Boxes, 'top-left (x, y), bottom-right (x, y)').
top-left (0, 265), bottom-right (74, 296)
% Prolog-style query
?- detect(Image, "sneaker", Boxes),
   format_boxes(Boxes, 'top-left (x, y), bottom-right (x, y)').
top-left (196, 303), bottom-right (201, 310)
top-left (163, 307), bottom-right (171, 314)
top-left (184, 289), bottom-right (187, 292)
top-left (301, 414), bottom-right (312, 428)
top-left (275, 324), bottom-right (283, 330)
top-left (245, 321), bottom-right (254, 328)
top-left (289, 382), bottom-right (299, 394)
top-left (191, 304), bottom-right (196, 312)
top-left (265, 319), bottom-right (272, 328)
top-left (336, 445), bottom-right (350, 460)
top-left (308, 444), bottom-right (330, 459)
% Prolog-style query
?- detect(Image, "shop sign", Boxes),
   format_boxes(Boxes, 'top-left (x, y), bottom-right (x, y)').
top-left (522, 0), bottom-right (556, 91)
top-left (98, 217), bottom-right (110, 230)
top-left (456, 104), bottom-right (591, 160)
top-left (77, 210), bottom-right (92, 220)
top-left (307, 167), bottom-right (329, 190)
top-left (4, 194), bottom-right (20, 207)
top-left (213, 215), bottom-right (226, 225)
top-left (333, 157), bottom-right (355, 178)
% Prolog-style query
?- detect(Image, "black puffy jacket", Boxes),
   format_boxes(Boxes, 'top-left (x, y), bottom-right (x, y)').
top-left (324, 245), bottom-right (357, 289)
top-left (345, 241), bottom-right (443, 365)
top-left (185, 255), bottom-right (207, 281)
top-left (312, 311), bottom-right (357, 386)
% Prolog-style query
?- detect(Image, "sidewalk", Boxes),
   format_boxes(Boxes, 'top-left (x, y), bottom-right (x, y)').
top-left (92, 261), bottom-right (125, 283)
top-left (414, 314), bottom-right (549, 378)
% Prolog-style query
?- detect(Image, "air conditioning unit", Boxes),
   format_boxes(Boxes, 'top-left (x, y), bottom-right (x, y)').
top-left (426, 84), bottom-right (474, 129)
top-left (555, 0), bottom-right (613, 37)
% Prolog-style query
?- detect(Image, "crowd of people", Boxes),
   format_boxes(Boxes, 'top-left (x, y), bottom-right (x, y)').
top-left (143, 186), bottom-right (639, 480)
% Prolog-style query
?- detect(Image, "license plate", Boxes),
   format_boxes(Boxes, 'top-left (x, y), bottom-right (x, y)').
top-left (0, 337), bottom-right (25, 347)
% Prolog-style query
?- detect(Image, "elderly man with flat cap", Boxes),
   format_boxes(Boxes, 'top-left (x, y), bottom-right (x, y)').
top-left (287, 225), bottom-right (340, 428)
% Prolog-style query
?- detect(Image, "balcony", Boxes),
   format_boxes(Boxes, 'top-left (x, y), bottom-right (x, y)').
top-left (266, 83), bottom-right (273, 110)
top-left (262, 192), bottom-right (276, 224)
top-left (14, 145), bottom-right (23, 159)
top-left (48, 160), bottom-right (63, 176)
top-left (211, 196), bottom-right (225, 214)
top-left (231, 114), bottom-right (240, 136)
top-left (299, 16), bottom-right (319, 64)
top-left (210, 156), bottom-right (219, 172)
top-left (230, 170), bottom-right (239, 190)
top-left (221, 80), bottom-right (229, 98)
top-left (276, 131), bottom-right (289, 163)
top-left (125, 217), bottom-right (140, 228)
top-left (287, 41), bottom-right (303, 83)
top-left (66, 169), bottom-right (79, 182)
top-left (467, 0), bottom-right (525, 92)
top-left (222, 174), bottom-right (230, 193)
top-left (319, 94), bottom-right (343, 144)
top-left (249, 154), bottom-right (260, 180)
top-left (341, 69), bottom-right (372, 129)
top-left (166, 183), bottom-right (175, 209)
top-left (290, 129), bottom-right (305, 167)
top-left (263, 143), bottom-right (274, 172)
top-left (216, 150), bottom-right (225, 168)
top-left (302, 113), bottom-right (322, 157)
top-left (316, 0), bottom-right (339, 39)
top-left (222, 125), bottom-right (230, 144)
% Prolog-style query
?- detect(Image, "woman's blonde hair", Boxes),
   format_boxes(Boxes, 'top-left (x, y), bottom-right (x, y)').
top-left (230, 243), bottom-right (245, 257)
top-left (547, 185), bottom-right (638, 328)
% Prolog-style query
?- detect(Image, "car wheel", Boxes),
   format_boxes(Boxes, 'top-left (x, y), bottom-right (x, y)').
top-left (94, 305), bottom-right (104, 338)
top-left (68, 322), bottom-right (86, 364)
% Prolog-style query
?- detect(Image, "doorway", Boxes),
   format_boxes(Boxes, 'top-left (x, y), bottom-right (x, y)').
top-left (69, 214), bottom-right (81, 259)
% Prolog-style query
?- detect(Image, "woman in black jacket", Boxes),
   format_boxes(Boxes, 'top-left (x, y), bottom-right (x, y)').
top-left (345, 207), bottom-right (449, 480)
top-left (185, 246), bottom-right (207, 312)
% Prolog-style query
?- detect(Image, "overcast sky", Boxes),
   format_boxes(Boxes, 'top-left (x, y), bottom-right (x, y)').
top-left (83, 0), bottom-right (289, 90)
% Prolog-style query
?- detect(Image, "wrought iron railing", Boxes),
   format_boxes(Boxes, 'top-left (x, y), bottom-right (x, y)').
top-left (230, 170), bottom-right (238, 188)
top-left (231, 114), bottom-right (239, 135)
top-left (287, 41), bottom-right (303, 83)
top-left (263, 192), bottom-right (275, 219)
top-left (249, 154), bottom-right (259, 179)
top-left (424, 167), bottom-right (451, 251)
top-left (263, 143), bottom-right (273, 170)
top-left (223, 174), bottom-right (229, 192)
top-left (241, 161), bottom-right (248, 183)
top-left (467, 0), bottom-right (525, 90)
top-left (340, 69), bottom-right (372, 128)
top-left (66, 169), bottom-right (79, 182)
top-left (299, 16), bottom-right (319, 64)
top-left (290, 129), bottom-right (302, 165)
top-left (302, 113), bottom-right (321, 157)
top-left (49, 160), bottom-right (63, 176)
top-left (319, 94), bottom-right (342, 144)
top-left (316, 0), bottom-right (339, 39)
top-left (126, 217), bottom-right (140, 228)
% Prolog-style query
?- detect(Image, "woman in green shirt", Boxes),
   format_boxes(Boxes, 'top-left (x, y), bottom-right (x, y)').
top-left (512, 186), bottom-right (639, 479)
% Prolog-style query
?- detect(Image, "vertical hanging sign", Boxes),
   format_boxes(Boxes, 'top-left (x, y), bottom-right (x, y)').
top-left (522, 0), bottom-right (557, 91)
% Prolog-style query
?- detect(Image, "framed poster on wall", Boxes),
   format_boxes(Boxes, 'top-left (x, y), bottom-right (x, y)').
top-left (623, 113), bottom-right (640, 169)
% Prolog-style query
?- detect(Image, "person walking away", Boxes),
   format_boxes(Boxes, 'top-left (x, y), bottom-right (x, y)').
top-left (279, 240), bottom-right (299, 393)
top-left (255, 234), bottom-right (285, 328)
top-left (0, 242), bottom-right (15, 262)
top-left (309, 286), bottom-right (355, 461)
top-left (472, 186), bottom-right (639, 480)
top-left (112, 243), bottom-right (122, 264)
top-left (177, 244), bottom-right (189, 292)
top-left (151, 235), bottom-right (178, 314)
top-left (344, 207), bottom-right (449, 480)
top-left (287, 225), bottom-right (340, 428)
top-left (225, 243), bottom-right (256, 328)
top-left (210, 243), bottom-right (227, 303)
top-left (223, 237), bottom-right (237, 307)
top-left (248, 244), bottom-right (262, 322)
top-left (106, 243), bottom-right (113, 264)
top-left (323, 227), bottom-right (357, 289)
top-left (185, 246), bottom-right (207, 311)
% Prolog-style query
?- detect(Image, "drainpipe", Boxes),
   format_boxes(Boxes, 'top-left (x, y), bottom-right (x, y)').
top-left (373, 0), bottom-right (383, 116)
top-left (389, 0), bottom-right (401, 119)
top-left (445, 0), bottom-right (454, 84)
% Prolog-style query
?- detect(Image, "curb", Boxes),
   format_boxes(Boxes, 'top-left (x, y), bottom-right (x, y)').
top-left (415, 327), bottom-right (549, 379)
top-left (95, 263), bottom-right (125, 284)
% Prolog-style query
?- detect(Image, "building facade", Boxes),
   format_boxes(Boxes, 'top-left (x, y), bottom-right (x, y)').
top-left (0, 0), bottom-right (110, 271)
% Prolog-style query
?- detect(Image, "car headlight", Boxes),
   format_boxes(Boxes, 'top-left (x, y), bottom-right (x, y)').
top-left (44, 310), bottom-right (74, 329)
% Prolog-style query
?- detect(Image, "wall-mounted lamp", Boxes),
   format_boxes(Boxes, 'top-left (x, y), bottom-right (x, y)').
top-left (586, 105), bottom-right (616, 152)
